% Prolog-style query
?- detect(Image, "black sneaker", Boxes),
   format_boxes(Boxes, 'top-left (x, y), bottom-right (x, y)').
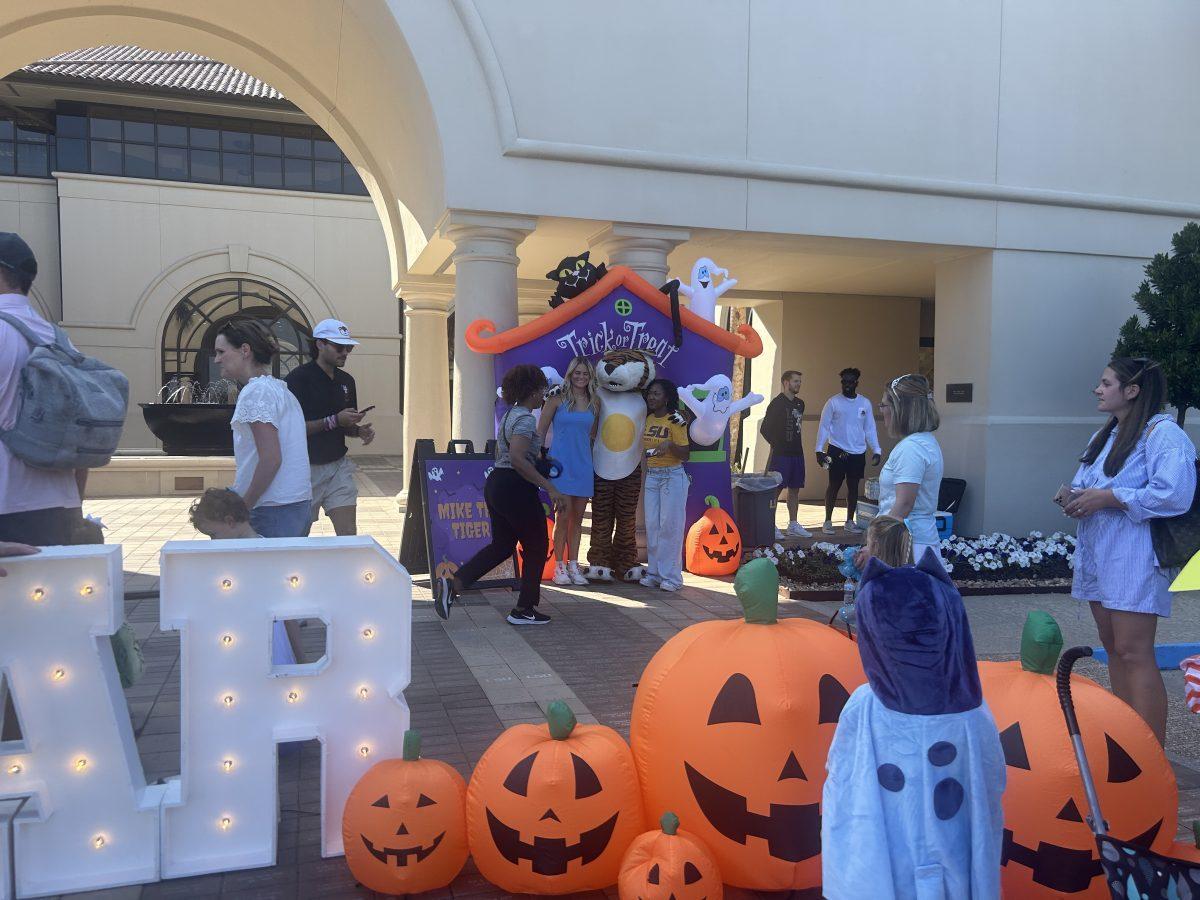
top-left (506, 608), bottom-right (550, 626)
top-left (433, 576), bottom-right (455, 620)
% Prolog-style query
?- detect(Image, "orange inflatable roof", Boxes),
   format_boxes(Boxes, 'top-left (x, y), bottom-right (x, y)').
top-left (464, 266), bottom-right (763, 358)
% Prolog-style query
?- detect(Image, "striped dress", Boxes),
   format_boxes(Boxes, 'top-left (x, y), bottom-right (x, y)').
top-left (1071, 413), bottom-right (1197, 617)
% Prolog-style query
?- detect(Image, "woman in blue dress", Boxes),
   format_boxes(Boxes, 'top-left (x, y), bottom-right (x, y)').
top-left (539, 357), bottom-right (598, 585)
top-left (1065, 357), bottom-right (1196, 744)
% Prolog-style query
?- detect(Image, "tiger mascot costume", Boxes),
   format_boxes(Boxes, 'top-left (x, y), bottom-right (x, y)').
top-left (586, 348), bottom-right (660, 582)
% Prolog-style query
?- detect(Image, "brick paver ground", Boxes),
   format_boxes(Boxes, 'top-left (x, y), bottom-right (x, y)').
top-left (16, 467), bottom-right (1197, 898)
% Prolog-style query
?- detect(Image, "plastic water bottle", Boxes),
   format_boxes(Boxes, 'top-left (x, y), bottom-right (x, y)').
top-left (838, 578), bottom-right (857, 625)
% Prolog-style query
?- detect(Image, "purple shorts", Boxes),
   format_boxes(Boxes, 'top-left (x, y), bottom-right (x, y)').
top-left (769, 453), bottom-right (806, 489)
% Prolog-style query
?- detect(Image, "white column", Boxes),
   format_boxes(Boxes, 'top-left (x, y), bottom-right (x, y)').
top-left (588, 222), bottom-right (691, 285)
top-left (398, 277), bottom-right (453, 490)
top-left (440, 211), bottom-right (537, 447)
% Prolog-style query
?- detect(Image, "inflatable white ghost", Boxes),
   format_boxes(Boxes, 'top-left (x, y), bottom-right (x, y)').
top-left (678, 258), bottom-right (737, 323)
top-left (678, 375), bottom-right (763, 446)
top-left (496, 366), bottom-right (564, 428)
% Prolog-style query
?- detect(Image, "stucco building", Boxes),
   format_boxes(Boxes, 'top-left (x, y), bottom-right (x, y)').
top-left (1, 2), bottom-right (1197, 535)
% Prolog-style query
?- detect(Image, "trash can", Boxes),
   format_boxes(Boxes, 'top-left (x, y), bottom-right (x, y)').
top-left (732, 472), bottom-right (783, 547)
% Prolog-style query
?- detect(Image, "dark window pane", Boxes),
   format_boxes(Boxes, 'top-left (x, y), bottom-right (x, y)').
top-left (90, 140), bottom-right (122, 175)
top-left (124, 142), bottom-right (155, 178)
top-left (90, 117), bottom-right (121, 140)
top-left (158, 146), bottom-right (187, 181)
top-left (189, 126), bottom-right (219, 149)
top-left (253, 132), bottom-right (281, 155)
top-left (56, 138), bottom-right (87, 172)
top-left (124, 120), bottom-right (154, 143)
top-left (222, 129), bottom-right (252, 153)
top-left (253, 154), bottom-right (282, 188)
top-left (314, 159), bottom-right (341, 192)
top-left (16, 125), bottom-right (49, 143)
top-left (191, 148), bottom-right (219, 182)
top-left (56, 114), bottom-right (86, 139)
top-left (0, 121), bottom-right (13, 140)
top-left (223, 152), bottom-right (252, 185)
top-left (313, 138), bottom-right (339, 161)
top-left (283, 135), bottom-right (311, 157)
top-left (17, 143), bottom-right (48, 176)
top-left (343, 163), bottom-right (367, 195)
top-left (0, 142), bottom-right (14, 175)
top-left (157, 122), bottom-right (187, 146)
top-left (283, 156), bottom-right (312, 190)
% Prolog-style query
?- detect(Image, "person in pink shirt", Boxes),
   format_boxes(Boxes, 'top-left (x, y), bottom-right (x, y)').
top-left (0, 233), bottom-right (88, 545)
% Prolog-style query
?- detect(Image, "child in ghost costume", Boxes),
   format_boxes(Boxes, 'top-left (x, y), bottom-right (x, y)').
top-left (822, 549), bottom-right (1005, 900)
top-left (678, 258), bottom-right (736, 323)
top-left (677, 375), bottom-right (763, 447)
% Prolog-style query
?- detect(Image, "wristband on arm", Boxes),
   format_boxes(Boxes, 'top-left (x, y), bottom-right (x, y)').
top-left (324, 414), bottom-right (338, 431)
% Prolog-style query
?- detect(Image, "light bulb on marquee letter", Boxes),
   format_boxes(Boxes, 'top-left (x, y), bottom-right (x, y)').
top-left (363, 571), bottom-right (375, 584)
top-left (92, 835), bottom-right (106, 850)
top-left (286, 690), bottom-right (300, 704)
top-left (31, 586), bottom-right (45, 601)
top-left (357, 686), bottom-right (370, 700)
top-left (222, 758), bottom-right (235, 773)
top-left (219, 817), bottom-right (232, 831)
top-left (358, 745), bottom-right (371, 758)
top-left (74, 756), bottom-right (89, 773)
top-left (80, 584), bottom-right (94, 597)
top-left (220, 633), bottom-right (234, 647)
top-left (361, 627), bottom-right (374, 640)
top-left (7, 763), bottom-right (22, 775)
top-left (288, 575), bottom-right (300, 588)
top-left (222, 694), bottom-right (235, 708)
top-left (220, 578), bottom-right (233, 591)
top-left (51, 666), bottom-right (67, 681)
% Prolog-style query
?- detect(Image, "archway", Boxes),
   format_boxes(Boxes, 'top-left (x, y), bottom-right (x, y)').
top-left (0, 1), bottom-right (446, 287)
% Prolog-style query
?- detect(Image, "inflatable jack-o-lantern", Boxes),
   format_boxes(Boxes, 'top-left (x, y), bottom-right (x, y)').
top-left (631, 558), bottom-right (866, 890)
top-left (467, 700), bottom-right (645, 894)
top-left (618, 811), bottom-right (723, 900)
top-left (341, 730), bottom-right (469, 895)
top-left (685, 495), bottom-right (742, 576)
top-left (979, 612), bottom-right (1186, 898)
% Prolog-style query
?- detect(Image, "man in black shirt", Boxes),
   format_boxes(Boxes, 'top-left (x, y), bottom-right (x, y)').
top-left (759, 369), bottom-right (812, 539)
top-left (285, 318), bottom-right (374, 535)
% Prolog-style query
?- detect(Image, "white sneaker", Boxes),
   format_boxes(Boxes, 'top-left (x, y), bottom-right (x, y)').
top-left (822, 521), bottom-right (836, 535)
top-left (845, 521), bottom-right (865, 535)
top-left (787, 523), bottom-right (812, 538)
top-left (552, 562), bottom-right (571, 586)
top-left (639, 575), bottom-right (662, 588)
top-left (775, 527), bottom-right (786, 540)
top-left (567, 561), bottom-right (589, 586)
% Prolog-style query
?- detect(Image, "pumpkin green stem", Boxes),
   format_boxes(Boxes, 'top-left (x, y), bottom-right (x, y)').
top-left (660, 812), bottom-right (680, 835)
top-left (1019, 611), bottom-right (1064, 674)
top-left (546, 700), bottom-right (577, 740)
top-left (734, 557), bottom-right (779, 624)
top-left (402, 729), bottom-right (421, 761)
top-left (704, 495), bottom-right (720, 510)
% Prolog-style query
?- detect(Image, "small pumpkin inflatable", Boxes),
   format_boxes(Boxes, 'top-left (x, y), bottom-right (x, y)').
top-left (630, 558), bottom-right (866, 891)
top-left (467, 700), bottom-right (645, 894)
top-left (979, 612), bottom-right (1189, 898)
top-left (618, 811), bottom-right (723, 900)
top-left (685, 495), bottom-right (742, 576)
top-left (341, 729), bottom-right (469, 895)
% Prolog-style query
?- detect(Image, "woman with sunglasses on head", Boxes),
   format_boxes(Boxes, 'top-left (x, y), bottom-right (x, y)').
top-left (538, 357), bottom-right (599, 586)
top-left (877, 374), bottom-right (944, 564)
top-left (1064, 358), bottom-right (1196, 745)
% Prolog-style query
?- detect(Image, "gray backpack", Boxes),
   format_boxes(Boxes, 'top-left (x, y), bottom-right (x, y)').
top-left (0, 311), bottom-right (129, 469)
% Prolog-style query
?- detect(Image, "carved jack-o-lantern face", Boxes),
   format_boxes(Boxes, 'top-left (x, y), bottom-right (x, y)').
top-left (618, 812), bottom-right (723, 900)
top-left (979, 614), bottom-right (1179, 898)
top-left (685, 496), bottom-right (742, 576)
top-left (631, 559), bottom-right (866, 891)
top-left (467, 701), bottom-right (645, 894)
top-left (341, 731), bottom-right (468, 895)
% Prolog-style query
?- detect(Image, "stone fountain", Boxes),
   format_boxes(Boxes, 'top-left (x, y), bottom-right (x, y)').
top-left (140, 376), bottom-right (239, 455)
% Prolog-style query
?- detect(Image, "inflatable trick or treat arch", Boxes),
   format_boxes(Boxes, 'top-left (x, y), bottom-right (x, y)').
top-left (465, 265), bottom-right (763, 532)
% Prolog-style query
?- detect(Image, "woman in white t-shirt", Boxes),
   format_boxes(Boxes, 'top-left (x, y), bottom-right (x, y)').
top-left (876, 373), bottom-right (944, 563)
top-left (213, 320), bottom-right (312, 537)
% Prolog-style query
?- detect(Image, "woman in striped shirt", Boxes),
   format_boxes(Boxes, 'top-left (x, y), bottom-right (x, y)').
top-left (1065, 358), bottom-right (1196, 745)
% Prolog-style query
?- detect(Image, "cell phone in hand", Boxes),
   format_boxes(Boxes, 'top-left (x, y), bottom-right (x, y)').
top-left (1053, 484), bottom-right (1075, 507)
top-left (357, 405), bottom-right (376, 415)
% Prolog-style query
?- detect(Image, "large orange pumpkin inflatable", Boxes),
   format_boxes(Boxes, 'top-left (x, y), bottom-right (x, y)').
top-left (467, 700), bottom-right (645, 894)
top-left (341, 729), bottom-right (469, 895)
top-left (980, 611), bottom-right (1193, 898)
top-left (630, 558), bottom-right (865, 890)
top-left (618, 811), bottom-right (723, 900)
top-left (685, 495), bottom-right (742, 576)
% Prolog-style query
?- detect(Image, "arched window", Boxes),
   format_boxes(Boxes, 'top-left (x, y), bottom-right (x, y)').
top-left (161, 278), bottom-right (312, 389)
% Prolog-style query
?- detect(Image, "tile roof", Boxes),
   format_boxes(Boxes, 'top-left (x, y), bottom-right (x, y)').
top-left (19, 45), bottom-right (285, 102)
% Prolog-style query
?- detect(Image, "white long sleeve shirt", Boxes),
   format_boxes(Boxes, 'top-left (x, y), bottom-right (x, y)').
top-left (816, 393), bottom-right (881, 456)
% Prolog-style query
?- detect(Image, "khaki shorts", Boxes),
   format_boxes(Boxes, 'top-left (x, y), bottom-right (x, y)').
top-left (310, 456), bottom-right (359, 519)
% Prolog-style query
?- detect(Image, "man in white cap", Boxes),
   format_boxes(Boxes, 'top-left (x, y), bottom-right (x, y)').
top-left (285, 318), bottom-right (374, 535)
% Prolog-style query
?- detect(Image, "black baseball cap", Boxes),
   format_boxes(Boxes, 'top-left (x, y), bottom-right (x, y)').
top-left (0, 232), bottom-right (37, 280)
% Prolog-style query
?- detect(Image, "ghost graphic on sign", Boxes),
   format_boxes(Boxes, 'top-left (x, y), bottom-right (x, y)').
top-left (678, 258), bottom-right (737, 323)
top-left (678, 375), bottom-right (764, 447)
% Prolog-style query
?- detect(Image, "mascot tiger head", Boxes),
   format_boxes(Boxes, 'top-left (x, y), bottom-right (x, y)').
top-left (596, 349), bottom-right (655, 393)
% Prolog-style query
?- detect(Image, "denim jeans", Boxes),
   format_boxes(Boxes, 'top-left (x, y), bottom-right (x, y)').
top-left (644, 465), bottom-right (689, 588)
top-left (250, 499), bottom-right (313, 538)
